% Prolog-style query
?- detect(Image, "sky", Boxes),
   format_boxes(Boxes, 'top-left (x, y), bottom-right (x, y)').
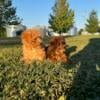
top-left (13, 0), bottom-right (100, 29)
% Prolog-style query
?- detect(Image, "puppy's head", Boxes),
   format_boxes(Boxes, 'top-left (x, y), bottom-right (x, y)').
top-left (21, 29), bottom-right (42, 47)
top-left (21, 29), bottom-right (32, 44)
top-left (49, 36), bottom-right (66, 48)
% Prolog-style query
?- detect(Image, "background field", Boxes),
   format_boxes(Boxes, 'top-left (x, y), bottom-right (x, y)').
top-left (0, 35), bottom-right (100, 99)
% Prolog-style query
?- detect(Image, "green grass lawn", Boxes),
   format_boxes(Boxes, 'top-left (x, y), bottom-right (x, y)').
top-left (0, 35), bottom-right (100, 99)
top-left (66, 35), bottom-right (100, 54)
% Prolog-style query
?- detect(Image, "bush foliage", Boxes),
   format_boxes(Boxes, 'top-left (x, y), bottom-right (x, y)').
top-left (0, 46), bottom-right (76, 100)
top-left (0, 35), bottom-right (100, 99)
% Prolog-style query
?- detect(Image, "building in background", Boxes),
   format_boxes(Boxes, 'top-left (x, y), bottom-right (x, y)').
top-left (33, 25), bottom-right (49, 37)
top-left (31, 25), bottom-right (78, 37)
top-left (69, 26), bottom-right (77, 36)
top-left (47, 25), bottom-right (77, 36)
top-left (5, 24), bottom-right (26, 37)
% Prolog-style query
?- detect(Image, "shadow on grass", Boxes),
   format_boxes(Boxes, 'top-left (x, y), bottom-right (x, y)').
top-left (65, 46), bottom-right (77, 58)
top-left (67, 38), bottom-right (100, 100)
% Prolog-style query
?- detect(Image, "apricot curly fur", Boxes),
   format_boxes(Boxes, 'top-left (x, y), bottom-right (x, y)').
top-left (21, 28), bottom-right (46, 63)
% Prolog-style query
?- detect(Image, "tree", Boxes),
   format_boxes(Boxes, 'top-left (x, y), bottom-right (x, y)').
top-left (0, 0), bottom-right (6, 37)
top-left (0, 0), bottom-right (21, 27)
top-left (85, 10), bottom-right (99, 33)
top-left (98, 26), bottom-right (100, 33)
top-left (0, 0), bottom-right (21, 37)
top-left (0, 0), bottom-right (5, 4)
top-left (49, 0), bottom-right (74, 34)
top-left (0, 0), bottom-right (5, 27)
top-left (78, 28), bottom-right (83, 35)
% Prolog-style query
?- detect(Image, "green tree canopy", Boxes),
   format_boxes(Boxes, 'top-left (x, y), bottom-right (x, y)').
top-left (0, 0), bottom-right (21, 27)
top-left (85, 10), bottom-right (100, 33)
top-left (49, 0), bottom-right (74, 34)
top-left (0, 0), bottom-right (5, 4)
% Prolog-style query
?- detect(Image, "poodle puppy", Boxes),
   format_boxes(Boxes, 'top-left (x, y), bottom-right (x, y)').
top-left (46, 36), bottom-right (68, 63)
top-left (21, 28), bottom-right (46, 63)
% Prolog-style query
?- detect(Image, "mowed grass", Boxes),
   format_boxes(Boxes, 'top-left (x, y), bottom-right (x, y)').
top-left (66, 35), bottom-right (100, 55)
top-left (0, 35), bottom-right (100, 56)
top-left (0, 35), bottom-right (100, 99)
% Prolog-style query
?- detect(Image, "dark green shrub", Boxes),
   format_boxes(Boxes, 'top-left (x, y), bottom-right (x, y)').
top-left (0, 47), bottom-right (76, 100)
top-left (0, 36), bottom-right (100, 100)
